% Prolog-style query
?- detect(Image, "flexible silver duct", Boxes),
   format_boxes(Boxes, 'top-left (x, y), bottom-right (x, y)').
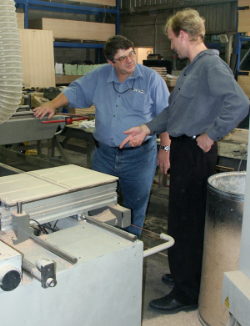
top-left (0, 0), bottom-right (22, 124)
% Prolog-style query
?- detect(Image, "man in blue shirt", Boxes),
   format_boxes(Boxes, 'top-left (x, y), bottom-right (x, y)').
top-left (33, 35), bottom-right (170, 236)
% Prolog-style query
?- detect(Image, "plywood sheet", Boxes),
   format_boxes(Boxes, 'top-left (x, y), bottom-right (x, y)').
top-left (238, 73), bottom-right (250, 97)
top-left (32, 18), bottom-right (115, 41)
top-left (238, 9), bottom-right (250, 32)
top-left (19, 29), bottom-right (56, 88)
top-left (16, 12), bottom-right (24, 29)
top-left (238, 0), bottom-right (250, 7)
top-left (67, 0), bottom-right (115, 6)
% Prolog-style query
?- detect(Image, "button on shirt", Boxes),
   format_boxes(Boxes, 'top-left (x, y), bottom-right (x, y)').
top-left (63, 64), bottom-right (169, 146)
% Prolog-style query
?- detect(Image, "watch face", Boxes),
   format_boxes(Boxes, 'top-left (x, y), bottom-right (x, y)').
top-left (160, 145), bottom-right (170, 151)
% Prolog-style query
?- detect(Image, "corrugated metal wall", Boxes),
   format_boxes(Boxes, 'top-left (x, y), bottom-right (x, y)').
top-left (121, 0), bottom-right (236, 11)
top-left (120, 0), bottom-right (237, 61)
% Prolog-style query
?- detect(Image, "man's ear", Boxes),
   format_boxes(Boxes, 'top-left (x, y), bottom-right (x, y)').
top-left (107, 59), bottom-right (115, 66)
top-left (179, 30), bottom-right (189, 40)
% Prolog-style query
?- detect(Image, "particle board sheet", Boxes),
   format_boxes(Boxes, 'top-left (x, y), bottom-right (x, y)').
top-left (16, 12), bottom-right (24, 29)
top-left (19, 29), bottom-right (56, 88)
top-left (238, 73), bottom-right (250, 97)
top-left (32, 18), bottom-right (115, 41)
top-left (238, 9), bottom-right (250, 32)
top-left (67, 0), bottom-right (115, 6)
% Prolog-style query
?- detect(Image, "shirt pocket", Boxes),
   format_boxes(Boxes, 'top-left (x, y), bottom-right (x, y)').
top-left (178, 77), bottom-right (198, 99)
top-left (125, 90), bottom-right (149, 113)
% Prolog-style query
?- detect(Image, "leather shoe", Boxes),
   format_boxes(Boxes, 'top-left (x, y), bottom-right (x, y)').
top-left (149, 293), bottom-right (198, 313)
top-left (162, 273), bottom-right (174, 285)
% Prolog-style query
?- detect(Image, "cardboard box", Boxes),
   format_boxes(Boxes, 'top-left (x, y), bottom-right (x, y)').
top-left (31, 18), bottom-right (115, 41)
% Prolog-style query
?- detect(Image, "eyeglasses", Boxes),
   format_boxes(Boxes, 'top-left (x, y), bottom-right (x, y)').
top-left (113, 50), bottom-right (136, 63)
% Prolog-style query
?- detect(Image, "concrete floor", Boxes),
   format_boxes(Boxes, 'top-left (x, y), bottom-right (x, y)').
top-left (0, 139), bottom-right (202, 326)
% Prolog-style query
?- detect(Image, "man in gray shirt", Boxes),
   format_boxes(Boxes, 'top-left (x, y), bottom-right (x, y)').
top-left (120, 9), bottom-right (249, 313)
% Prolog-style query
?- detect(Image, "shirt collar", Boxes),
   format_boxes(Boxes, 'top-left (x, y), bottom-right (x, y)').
top-left (107, 64), bottom-right (143, 83)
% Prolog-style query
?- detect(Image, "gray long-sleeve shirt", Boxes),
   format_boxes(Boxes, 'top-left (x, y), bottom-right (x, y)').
top-left (147, 49), bottom-right (249, 141)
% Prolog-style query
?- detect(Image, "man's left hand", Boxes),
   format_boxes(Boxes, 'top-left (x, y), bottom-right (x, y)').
top-left (158, 150), bottom-right (170, 175)
top-left (196, 133), bottom-right (214, 152)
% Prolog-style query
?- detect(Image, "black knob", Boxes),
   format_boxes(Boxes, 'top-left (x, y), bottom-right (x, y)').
top-left (1, 270), bottom-right (21, 291)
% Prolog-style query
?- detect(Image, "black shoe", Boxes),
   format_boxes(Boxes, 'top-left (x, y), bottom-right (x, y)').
top-left (149, 293), bottom-right (198, 313)
top-left (162, 273), bottom-right (174, 286)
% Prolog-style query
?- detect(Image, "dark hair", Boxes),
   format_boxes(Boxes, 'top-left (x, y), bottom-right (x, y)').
top-left (104, 35), bottom-right (134, 62)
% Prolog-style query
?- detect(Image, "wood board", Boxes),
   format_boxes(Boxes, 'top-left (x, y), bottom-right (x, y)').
top-left (238, 9), bottom-right (250, 32)
top-left (238, 0), bottom-right (250, 7)
top-left (238, 73), bottom-right (250, 97)
top-left (19, 29), bottom-right (56, 88)
top-left (31, 18), bottom-right (115, 41)
top-left (67, 0), bottom-right (115, 6)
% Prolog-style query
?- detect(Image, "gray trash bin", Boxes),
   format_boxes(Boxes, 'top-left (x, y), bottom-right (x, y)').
top-left (198, 171), bottom-right (245, 326)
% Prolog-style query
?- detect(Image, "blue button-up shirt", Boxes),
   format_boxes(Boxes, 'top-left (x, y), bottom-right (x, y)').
top-left (63, 64), bottom-right (169, 146)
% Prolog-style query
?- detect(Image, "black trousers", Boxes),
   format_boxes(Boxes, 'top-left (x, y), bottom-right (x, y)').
top-left (168, 136), bottom-right (217, 304)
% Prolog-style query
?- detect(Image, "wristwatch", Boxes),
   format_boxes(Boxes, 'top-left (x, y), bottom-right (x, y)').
top-left (159, 145), bottom-right (170, 152)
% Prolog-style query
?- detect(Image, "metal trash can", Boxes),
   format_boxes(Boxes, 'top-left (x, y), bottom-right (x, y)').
top-left (198, 171), bottom-right (245, 326)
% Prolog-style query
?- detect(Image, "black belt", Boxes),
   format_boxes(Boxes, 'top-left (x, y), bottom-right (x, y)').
top-left (170, 135), bottom-right (199, 140)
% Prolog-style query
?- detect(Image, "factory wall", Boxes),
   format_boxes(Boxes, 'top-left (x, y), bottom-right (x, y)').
top-left (120, 1), bottom-right (237, 62)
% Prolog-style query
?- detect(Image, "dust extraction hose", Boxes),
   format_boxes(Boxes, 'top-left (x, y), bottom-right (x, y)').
top-left (0, 0), bottom-right (23, 124)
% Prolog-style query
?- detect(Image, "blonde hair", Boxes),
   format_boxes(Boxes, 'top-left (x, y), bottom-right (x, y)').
top-left (166, 9), bottom-right (205, 41)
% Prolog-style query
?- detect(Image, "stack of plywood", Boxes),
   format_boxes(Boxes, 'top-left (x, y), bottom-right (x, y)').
top-left (237, 0), bottom-right (250, 97)
top-left (19, 29), bottom-right (56, 88)
top-left (30, 18), bottom-right (115, 42)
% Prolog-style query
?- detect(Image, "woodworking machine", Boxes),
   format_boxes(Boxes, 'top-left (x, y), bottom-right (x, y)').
top-left (0, 164), bottom-right (174, 326)
top-left (0, 164), bottom-right (139, 326)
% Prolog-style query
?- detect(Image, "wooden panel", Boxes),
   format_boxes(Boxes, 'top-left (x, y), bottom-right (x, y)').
top-left (16, 12), bottom-right (24, 29)
top-left (238, 9), bottom-right (250, 32)
top-left (67, 0), bottom-right (115, 6)
top-left (238, 0), bottom-right (250, 7)
top-left (19, 29), bottom-right (56, 88)
top-left (238, 73), bottom-right (250, 97)
top-left (33, 18), bottom-right (115, 41)
top-left (135, 47), bottom-right (153, 64)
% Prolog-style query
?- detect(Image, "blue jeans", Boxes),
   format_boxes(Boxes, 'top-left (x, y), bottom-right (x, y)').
top-left (92, 137), bottom-right (157, 235)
